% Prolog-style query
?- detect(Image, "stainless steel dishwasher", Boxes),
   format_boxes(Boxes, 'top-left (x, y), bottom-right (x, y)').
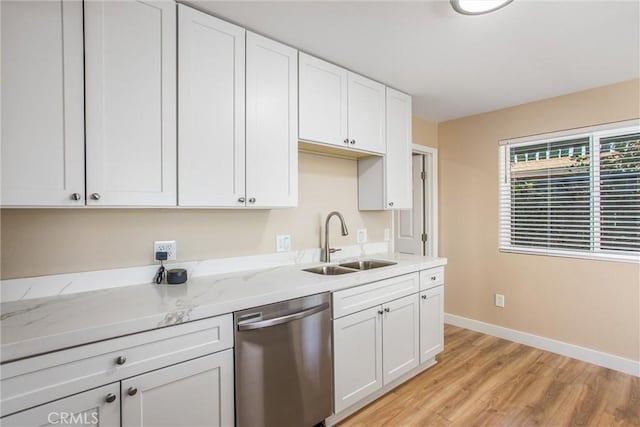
top-left (234, 292), bottom-right (332, 427)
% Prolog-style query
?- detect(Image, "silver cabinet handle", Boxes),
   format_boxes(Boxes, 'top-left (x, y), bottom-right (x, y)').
top-left (421, 295), bottom-right (427, 300)
top-left (248, 197), bottom-right (256, 203)
top-left (116, 355), bottom-right (126, 365)
top-left (350, 139), bottom-right (356, 145)
top-left (343, 138), bottom-right (349, 144)
top-left (127, 387), bottom-right (138, 396)
top-left (431, 276), bottom-right (437, 281)
top-left (90, 193), bottom-right (101, 201)
top-left (237, 302), bottom-right (329, 331)
top-left (377, 309), bottom-right (384, 315)
top-left (105, 393), bottom-right (116, 403)
top-left (238, 197), bottom-right (245, 203)
top-left (388, 202), bottom-right (394, 207)
top-left (384, 307), bottom-right (390, 313)
top-left (70, 193), bottom-right (82, 201)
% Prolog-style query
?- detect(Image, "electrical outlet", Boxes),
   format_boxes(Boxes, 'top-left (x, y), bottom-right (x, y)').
top-left (357, 229), bottom-right (368, 243)
top-left (495, 293), bottom-right (505, 308)
top-left (384, 228), bottom-right (391, 242)
top-left (154, 240), bottom-right (177, 261)
top-left (276, 235), bottom-right (291, 253)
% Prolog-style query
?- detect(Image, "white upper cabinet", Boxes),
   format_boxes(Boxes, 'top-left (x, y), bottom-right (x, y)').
top-left (84, 0), bottom-right (177, 207)
top-left (299, 53), bottom-right (386, 155)
top-left (298, 53), bottom-right (348, 149)
top-left (358, 87), bottom-right (413, 210)
top-left (1, 0), bottom-right (85, 207)
top-left (246, 32), bottom-right (298, 208)
top-left (347, 72), bottom-right (386, 154)
top-left (178, 5), bottom-right (245, 207)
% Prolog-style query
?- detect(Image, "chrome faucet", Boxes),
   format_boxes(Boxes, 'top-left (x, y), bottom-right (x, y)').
top-left (323, 211), bottom-right (349, 263)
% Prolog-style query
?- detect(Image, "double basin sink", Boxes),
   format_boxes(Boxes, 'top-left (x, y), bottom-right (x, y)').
top-left (303, 259), bottom-right (397, 275)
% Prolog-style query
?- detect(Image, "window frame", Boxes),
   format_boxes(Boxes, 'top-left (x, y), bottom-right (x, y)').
top-left (498, 119), bottom-right (640, 263)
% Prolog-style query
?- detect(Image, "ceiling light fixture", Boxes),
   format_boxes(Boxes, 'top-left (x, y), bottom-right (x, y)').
top-left (451, 0), bottom-right (514, 15)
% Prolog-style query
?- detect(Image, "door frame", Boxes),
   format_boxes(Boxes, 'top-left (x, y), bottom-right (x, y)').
top-left (392, 144), bottom-right (438, 256)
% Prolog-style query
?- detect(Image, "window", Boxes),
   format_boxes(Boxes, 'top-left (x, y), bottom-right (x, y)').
top-left (499, 121), bottom-right (640, 262)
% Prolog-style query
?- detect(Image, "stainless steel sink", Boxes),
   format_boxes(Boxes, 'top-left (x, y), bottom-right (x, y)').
top-left (303, 265), bottom-right (357, 275)
top-left (338, 259), bottom-right (397, 270)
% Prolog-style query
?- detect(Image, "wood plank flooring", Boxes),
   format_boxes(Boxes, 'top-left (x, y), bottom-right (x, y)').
top-left (338, 325), bottom-right (640, 426)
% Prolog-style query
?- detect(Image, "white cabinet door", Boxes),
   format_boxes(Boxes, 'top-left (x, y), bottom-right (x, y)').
top-left (121, 349), bottom-right (234, 427)
top-left (333, 306), bottom-right (383, 414)
top-left (1, 0), bottom-right (85, 206)
top-left (384, 87), bottom-right (413, 209)
top-left (178, 5), bottom-right (245, 207)
top-left (420, 285), bottom-right (444, 364)
top-left (1, 383), bottom-right (119, 427)
top-left (299, 53), bottom-right (348, 148)
top-left (246, 32), bottom-right (298, 208)
top-left (382, 293), bottom-right (420, 384)
top-left (84, 0), bottom-right (176, 206)
top-left (347, 72), bottom-right (386, 154)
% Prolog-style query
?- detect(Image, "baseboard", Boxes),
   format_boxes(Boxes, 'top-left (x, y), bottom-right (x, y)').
top-left (445, 313), bottom-right (640, 377)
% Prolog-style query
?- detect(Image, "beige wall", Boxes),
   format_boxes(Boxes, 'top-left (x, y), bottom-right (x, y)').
top-left (1, 153), bottom-right (391, 279)
top-left (412, 116), bottom-right (438, 148)
top-left (438, 79), bottom-right (640, 360)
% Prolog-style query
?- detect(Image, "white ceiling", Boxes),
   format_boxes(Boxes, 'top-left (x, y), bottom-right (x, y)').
top-left (186, 0), bottom-right (640, 122)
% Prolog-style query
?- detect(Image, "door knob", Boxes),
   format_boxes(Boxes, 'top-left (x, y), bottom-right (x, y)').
top-left (90, 193), bottom-right (101, 201)
top-left (70, 193), bottom-right (82, 201)
top-left (105, 393), bottom-right (116, 403)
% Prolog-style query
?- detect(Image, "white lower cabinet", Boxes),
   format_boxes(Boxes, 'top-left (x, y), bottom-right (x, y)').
top-left (333, 283), bottom-right (420, 414)
top-left (1, 383), bottom-right (120, 427)
top-left (420, 285), bottom-right (445, 364)
top-left (122, 350), bottom-right (234, 427)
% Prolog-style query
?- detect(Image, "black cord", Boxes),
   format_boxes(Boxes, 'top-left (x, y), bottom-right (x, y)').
top-left (154, 263), bottom-right (166, 285)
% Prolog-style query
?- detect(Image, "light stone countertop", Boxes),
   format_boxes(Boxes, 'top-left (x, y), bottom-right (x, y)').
top-left (0, 253), bottom-right (446, 363)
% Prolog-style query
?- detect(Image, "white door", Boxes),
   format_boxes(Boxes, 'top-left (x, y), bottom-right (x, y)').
top-left (333, 306), bottom-right (383, 414)
top-left (178, 4), bottom-right (245, 207)
top-left (298, 53), bottom-right (348, 148)
top-left (121, 350), bottom-right (235, 427)
top-left (395, 155), bottom-right (425, 255)
top-left (84, 0), bottom-right (177, 206)
top-left (420, 286), bottom-right (444, 364)
top-left (1, 0), bottom-right (85, 206)
top-left (246, 32), bottom-right (298, 208)
top-left (384, 88), bottom-right (413, 210)
top-left (382, 293), bottom-right (420, 384)
top-left (1, 383), bottom-right (120, 427)
top-left (347, 72), bottom-right (386, 154)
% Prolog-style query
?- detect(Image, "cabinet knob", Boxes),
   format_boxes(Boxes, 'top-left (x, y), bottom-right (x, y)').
top-left (388, 202), bottom-right (394, 207)
top-left (70, 193), bottom-right (82, 201)
top-left (350, 139), bottom-right (356, 145)
top-left (127, 387), bottom-right (138, 396)
top-left (105, 393), bottom-right (116, 403)
top-left (384, 307), bottom-right (390, 313)
top-left (431, 276), bottom-right (437, 281)
top-left (90, 193), bottom-right (101, 201)
top-left (116, 355), bottom-right (126, 365)
top-left (422, 295), bottom-right (427, 300)
top-left (343, 138), bottom-right (349, 145)
top-left (377, 310), bottom-right (383, 315)
top-left (248, 197), bottom-right (256, 203)
top-left (238, 197), bottom-right (245, 203)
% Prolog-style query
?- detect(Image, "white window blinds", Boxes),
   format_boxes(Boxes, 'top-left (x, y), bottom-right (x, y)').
top-left (499, 122), bottom-right (640, 262)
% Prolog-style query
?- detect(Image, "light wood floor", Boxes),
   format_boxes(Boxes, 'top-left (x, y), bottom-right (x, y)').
top-left (338, 325), bottom-right (640, 426)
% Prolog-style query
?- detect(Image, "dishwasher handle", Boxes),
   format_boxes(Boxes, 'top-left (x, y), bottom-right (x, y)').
top-left (237, 302), bottom-right (330, 331)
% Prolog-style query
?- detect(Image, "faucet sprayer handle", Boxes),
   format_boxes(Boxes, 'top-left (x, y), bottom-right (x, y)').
top-left (329, 248), bottom-right (342, 254)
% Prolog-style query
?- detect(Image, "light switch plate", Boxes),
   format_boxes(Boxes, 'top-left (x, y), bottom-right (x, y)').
top-left (495, 293), bottom-right (505, 308)
top-left (357, 229), bottom-right (368, 243)
top-left (276, 235), bottom-right (291, 252)
top-left (384, 228), bottom-right (391, 242)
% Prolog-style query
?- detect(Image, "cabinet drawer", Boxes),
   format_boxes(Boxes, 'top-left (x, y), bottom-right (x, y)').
top-left (1, 314), bottom-right (232, 417)
top-left (333, 273), bottom-right (419, 319)
top-left (419, 267), bottom-right (444, 290)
